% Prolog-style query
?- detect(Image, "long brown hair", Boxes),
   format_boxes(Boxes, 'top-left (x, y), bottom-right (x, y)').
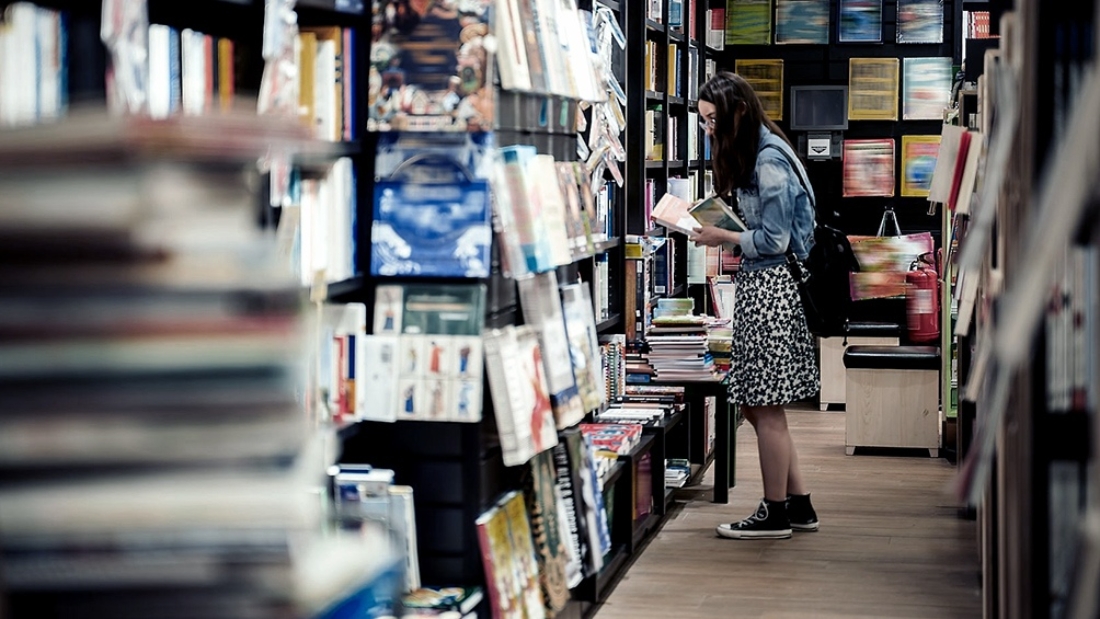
top-left (699, 71), bottom-right (795, 196)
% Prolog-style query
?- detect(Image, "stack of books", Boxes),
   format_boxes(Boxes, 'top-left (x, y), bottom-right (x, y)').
top-left (580, 423), bottom-right (644, 457)
top-left (665, 458), bottom-right (692, 489)
top-left (0, 112), bottom-right (400, 619)
top-left (646, 314), bottom-right (719, 381)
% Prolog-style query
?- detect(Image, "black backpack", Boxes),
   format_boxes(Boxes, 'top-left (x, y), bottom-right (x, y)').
top-left (763, 144), bottom-right (861, 337)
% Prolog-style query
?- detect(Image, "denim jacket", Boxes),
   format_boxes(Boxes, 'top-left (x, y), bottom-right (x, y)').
top-left (735, 126), bottom-right (816, 272)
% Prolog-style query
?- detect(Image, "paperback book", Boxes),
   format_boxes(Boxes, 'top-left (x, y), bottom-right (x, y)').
top-left (651, 193), bottom-right (745, 238)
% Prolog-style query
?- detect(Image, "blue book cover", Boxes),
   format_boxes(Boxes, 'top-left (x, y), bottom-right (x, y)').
top-left (371, 132), bottom-right (493, 278)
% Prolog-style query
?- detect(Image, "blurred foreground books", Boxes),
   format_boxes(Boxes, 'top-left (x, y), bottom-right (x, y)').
top-left (0, 111), bottom-right (401, 619)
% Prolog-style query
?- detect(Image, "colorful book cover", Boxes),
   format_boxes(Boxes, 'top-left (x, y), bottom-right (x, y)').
top-left (774, 0), bottom-right (829, 45)
top-left (522, 451), bottom-right (570, 615)
top-left (475, 500), bottom-right (523, 619)
top-left (902, 57), bottom-right (953, 120)
top-left (725, 0), bottom-right (772, 46)
top-left (367, 0), bottom-right (494, 132)
top-left (901, 135), bottom-right (942, 197)
top-left (842, 138), bottom-right (895, 197)
top-left (517, 272), bottom-right (585, 430)
top-left (496, 144), bottom-right (553, 275)
top-left (387, 284), bottom-right (486, 422)
top-left (501, 492), bottom-right (547, 619)
top-left (371, 133), bottom-right (494, 279)
top-left (554, 432), bottom-right (599, 576)
top-left (578, 433), bottom-right (612, 559)
top-left (838, 0), bottom-right (882, 43)
top-left (560, 282), bottom-right (606, 413)
top-left (557, 161), bottom-right (596, 259)
top-left (897, 0), bottom-right (944, 44)
top-left (514, 0), bottom-right (550, 94)
top-left (515, 326), bottom-right (562, 457)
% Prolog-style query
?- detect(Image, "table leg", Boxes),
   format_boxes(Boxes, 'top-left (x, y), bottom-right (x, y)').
top-left (713, 393), bottom-right (730, 503)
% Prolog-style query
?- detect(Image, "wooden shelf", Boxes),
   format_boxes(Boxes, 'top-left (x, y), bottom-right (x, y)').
top-left (645, 91), bottom-right (664, 102)
top-left (645, 19), bottom-right (665, 33)
top-left (595, 0), bottom-right (620, 10)
top-left (645, 160), bottom-right (665, 169)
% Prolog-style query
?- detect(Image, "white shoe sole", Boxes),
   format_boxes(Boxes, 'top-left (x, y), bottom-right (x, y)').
top-left (716, 526), bottom-right (792, 540)
top-left (791, 522), bottom-right (820, 532)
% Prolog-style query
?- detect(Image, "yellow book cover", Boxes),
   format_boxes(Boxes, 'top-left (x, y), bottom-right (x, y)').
top-left (301, 26), bottom-right (343, 141)
top-left (297, 32), bottom-right (317, 130)
top-left (217, 38), bottom-right (234, 111)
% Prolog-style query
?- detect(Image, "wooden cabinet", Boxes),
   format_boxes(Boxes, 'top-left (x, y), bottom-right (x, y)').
top-left (818, 335), bottom-right (900, 410)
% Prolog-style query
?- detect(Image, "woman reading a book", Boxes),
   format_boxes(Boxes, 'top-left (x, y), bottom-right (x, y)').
top-left (693, 71), bottom-right (820, 540)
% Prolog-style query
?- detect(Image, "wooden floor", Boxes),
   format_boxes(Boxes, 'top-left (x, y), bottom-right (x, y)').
top-left (596, 407), bottom-right (982, 619)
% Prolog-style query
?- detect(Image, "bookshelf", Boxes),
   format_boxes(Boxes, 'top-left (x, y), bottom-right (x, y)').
top-left (948, 2), bottom-right (1100, 617)
top-left (0, 1), bottom-right (406, 617)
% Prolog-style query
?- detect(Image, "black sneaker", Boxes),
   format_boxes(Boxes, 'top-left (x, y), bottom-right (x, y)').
top-left (786, 493), bottom-right (819, 532)
top-left (716, 499), bottom-right (792, 539)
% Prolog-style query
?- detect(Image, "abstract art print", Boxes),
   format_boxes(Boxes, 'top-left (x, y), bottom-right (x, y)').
top-left (843, 138), bottom-right (895, 197)
top-left (726, 0), bottom-right (773, 46)
top-left (838, 0), bottom-right (882, 43)
top-left (775, 0), bottom-right (829, 44)
top-left (901, 135), bottom-right (942, 197)
top-left (897, 0), bottom-right (944, 44)
top-left (903, 57), bottom-right (953, 120)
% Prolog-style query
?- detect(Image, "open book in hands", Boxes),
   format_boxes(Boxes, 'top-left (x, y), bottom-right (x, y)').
top-left (650, 193), bottom-right (747, 238)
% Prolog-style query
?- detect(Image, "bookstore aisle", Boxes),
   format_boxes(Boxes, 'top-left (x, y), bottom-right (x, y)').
top-left (596, 406), bottom-right (982, 619)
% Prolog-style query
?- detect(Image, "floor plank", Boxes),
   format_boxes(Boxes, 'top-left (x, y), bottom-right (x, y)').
top-left (595, 407), bottom-right (982, 619)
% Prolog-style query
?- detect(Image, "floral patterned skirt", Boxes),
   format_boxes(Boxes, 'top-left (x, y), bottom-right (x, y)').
top-left (728, 264), bottom-right (819, 407)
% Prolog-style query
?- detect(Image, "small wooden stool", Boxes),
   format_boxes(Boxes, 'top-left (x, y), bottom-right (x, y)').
top-left (843, 345), bottom-right (941, 457)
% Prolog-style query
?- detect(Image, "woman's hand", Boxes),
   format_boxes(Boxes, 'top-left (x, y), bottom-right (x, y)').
top-left (692, 226), bottom-right (740, 248)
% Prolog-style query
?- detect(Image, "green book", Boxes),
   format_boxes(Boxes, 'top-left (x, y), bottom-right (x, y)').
top-left (688, 196), bottom-right (747, 232)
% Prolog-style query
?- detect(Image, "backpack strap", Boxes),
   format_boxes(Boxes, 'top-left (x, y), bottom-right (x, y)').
top-left (760, 143), bottom-right (815, 266)
top-left (761, 142), bottom-right (815, 209)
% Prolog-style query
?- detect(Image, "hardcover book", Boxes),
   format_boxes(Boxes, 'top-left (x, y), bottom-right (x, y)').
top-left (367, 0), bottom-right (494, 132)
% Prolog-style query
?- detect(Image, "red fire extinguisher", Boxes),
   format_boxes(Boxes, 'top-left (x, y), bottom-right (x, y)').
top-left (906, 252), bottom-right (940, 342)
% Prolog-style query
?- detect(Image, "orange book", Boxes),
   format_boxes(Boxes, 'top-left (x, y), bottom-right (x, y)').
top-left (217, 37), bottom-right (234, 111)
